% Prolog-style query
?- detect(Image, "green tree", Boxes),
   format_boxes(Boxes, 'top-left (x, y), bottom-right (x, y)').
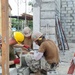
top-left (28, 20), bottom-right (33, 30)
top-left (11, 18), bottom-right (23, 31)
top-left (11, 18), bottom-right (33, 31)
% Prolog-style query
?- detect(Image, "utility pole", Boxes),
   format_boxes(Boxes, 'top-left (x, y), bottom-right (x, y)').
top-left (25, 0), bottom-right (27, 27)
top-left (1, 0), bottom-right (9, 75)
top-left (17, 0), bottom-right (19, 31)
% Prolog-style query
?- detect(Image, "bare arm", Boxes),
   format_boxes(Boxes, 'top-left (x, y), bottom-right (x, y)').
top-left (0, 56), bottom-right (20, 66)
top-left (14, 44), bottom-right (23, 48)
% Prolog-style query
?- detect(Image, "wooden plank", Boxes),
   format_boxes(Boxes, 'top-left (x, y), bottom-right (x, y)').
top-left (1, 0), bottom-right (9, 75)
top-left (58, 18), bottom-right (69, 50)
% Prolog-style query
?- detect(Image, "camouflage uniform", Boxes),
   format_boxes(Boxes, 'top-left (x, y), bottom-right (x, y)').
top-left (9, 45), bottom-right (16, 68)
top-left (24, 53), bottom-right (50, 73)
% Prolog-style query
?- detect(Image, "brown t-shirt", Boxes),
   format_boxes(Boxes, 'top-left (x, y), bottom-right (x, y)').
top-left (23, 37), bottom-right (33, 49)
top-left (38, 39), bottom-right (59, 64)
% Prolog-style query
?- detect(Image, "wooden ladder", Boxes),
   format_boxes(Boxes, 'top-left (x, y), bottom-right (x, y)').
top-left (55, 16), bottom-right (69, 54)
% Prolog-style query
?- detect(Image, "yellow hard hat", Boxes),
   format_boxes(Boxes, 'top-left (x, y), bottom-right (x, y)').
top-left (31, 32), bottom-right (43, 41)
top-left (14, 31), bottom-right (24, 44)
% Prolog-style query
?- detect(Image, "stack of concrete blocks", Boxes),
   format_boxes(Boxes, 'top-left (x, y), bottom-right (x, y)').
top-left (40, 0), bottom-right (60, 43)
top-left (17, 67), bottom-right (30, 75)
top-left (60, 0), bottom-right (75, 43)
top-left (0, 68), bottom-right (17, 75)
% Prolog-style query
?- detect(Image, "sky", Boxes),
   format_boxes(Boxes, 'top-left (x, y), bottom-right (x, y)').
top-left (8, 0), bottom-right (33, 16)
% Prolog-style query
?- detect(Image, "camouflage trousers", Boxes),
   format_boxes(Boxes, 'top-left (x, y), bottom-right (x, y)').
top-left (24, 53), bottom-right (50, 72)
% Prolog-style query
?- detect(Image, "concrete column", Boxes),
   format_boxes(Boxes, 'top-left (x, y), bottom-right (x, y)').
top-left (33, 6), bottom-right (40, 49)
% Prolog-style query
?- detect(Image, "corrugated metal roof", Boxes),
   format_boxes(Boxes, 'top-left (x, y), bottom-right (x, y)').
top-left (9, 13), bottom-right (33, 20)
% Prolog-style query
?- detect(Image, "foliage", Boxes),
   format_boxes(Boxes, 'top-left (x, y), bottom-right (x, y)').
top-left (28, 1), bottom-right (33, 12)
top-left (28, 1), bottom-right (33, 7)
top-left (11, 18), bottom-right (22, 31)
top-left (11, 18), bottom-right (33, 31)
top-left (28, 20), bottom-right (33, 30)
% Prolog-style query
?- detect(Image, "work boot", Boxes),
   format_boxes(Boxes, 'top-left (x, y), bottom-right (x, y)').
top-left (40, 69), bottom-right (47, 75)
top-left (34, 71), bottom-right (42, 75)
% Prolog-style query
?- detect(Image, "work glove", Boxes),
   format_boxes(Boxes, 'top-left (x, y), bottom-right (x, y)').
top-left (23, 45), bottom-right (32, 51)
top-left (13, 58), bottom-right (20, 64)
top-left (23, 45), bottom-right (30, 49)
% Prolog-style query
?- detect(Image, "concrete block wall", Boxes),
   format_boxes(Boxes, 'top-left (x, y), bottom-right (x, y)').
top-left (55, 0), bottom-right (60, 18)
top-left (40, 0), bottom-right (60, 43)
top-left (60, 0), bottom-right (75, 43)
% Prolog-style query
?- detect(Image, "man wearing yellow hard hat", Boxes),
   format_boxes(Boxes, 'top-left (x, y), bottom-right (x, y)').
top-left (0, 31), bottom-right (24, 68)
top-left (13, 27), bottom-right (33, 54)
